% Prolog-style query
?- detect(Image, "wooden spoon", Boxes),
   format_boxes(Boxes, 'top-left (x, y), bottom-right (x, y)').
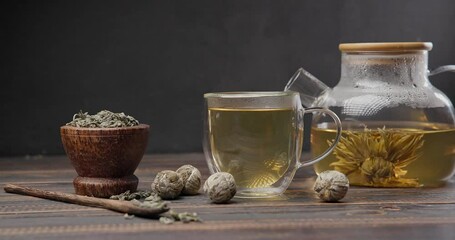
top-left (4, 184), bottom-right (169, 217)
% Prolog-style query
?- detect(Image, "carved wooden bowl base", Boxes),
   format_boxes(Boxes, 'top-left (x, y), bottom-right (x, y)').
top-left (73, 175), bottom-right (138, 198)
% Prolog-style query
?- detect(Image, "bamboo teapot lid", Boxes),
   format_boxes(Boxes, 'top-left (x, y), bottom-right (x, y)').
top-left (339, 42), bottom-right (433, 53)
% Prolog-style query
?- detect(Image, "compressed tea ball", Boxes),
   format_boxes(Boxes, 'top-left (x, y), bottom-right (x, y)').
top-left (204, 172), bottom-right (236, 203)
top-left (151, 170), bottom-right (184, 200)
top-left (313, 170), bottom-right (349, 202)
top-left (176, 165), bottom-right (202, 195)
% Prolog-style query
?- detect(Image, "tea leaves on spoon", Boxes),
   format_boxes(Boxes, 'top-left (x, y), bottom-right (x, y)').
top-left (110, 190), bottom-right (202, 224)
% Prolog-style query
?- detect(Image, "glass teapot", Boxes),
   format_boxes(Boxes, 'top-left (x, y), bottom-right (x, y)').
top-left (286, 42), bottom-right (455, 187)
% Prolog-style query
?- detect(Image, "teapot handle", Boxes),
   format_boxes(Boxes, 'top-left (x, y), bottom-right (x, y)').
top-left (428, 65), bottom-right (455, 77)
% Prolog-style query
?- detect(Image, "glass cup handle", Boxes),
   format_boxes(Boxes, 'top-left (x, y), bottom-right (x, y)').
top-left (297, 107), bottom-right (342, 168)
top-left (428, 65), bottom-right (455, 76)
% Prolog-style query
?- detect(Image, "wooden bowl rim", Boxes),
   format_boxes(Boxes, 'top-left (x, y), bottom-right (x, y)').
top-left (60, 123), bottom-right (150, 135)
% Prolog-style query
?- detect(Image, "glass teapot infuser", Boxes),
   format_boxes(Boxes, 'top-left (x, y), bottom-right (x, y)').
top-left (286, 42), bottom-right (455, 187)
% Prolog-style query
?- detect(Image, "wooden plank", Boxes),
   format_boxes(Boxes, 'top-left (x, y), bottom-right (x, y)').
top-left (1, 153), bottom-right (455, 240)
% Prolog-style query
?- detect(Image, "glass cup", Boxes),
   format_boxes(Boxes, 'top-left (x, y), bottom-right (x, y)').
top-left (203, 91), bottom-right (342, 198)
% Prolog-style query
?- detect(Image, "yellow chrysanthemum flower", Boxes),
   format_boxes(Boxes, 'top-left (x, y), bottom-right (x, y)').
top-left (329, 127), bottom-right (424, 187)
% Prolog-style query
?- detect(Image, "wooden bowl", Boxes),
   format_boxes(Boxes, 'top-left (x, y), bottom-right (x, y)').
top-left (60, 124), bottom-right (149, 198)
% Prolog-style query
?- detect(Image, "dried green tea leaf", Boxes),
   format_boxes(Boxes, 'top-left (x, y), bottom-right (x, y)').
top-left (110, 190), bottom-right (153, 201)
top-left (66, 110), bottom-right (139, 128)
top-left (110, 188), bottom-right (201, 224)
top-left (124, 213), bottom-right (135, 220)
top-left (159, 216), bottom-right (175, 224)
top-left (110, 190), bottom-right (169, 212)
top-left (162, 210), bottom-right (202, 224)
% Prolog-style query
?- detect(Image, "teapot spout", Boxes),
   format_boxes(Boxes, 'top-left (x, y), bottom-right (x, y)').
top-left (284, 68), bottom-right (330, 107)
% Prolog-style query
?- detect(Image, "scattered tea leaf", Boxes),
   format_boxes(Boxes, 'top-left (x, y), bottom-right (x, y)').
top-left (110, 190), bottom-right (201, 224)
top-left (159, 216), bottom-right (175, 224)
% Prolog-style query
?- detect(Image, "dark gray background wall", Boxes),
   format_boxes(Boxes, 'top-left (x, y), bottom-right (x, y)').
top-left (1, 0), bottom-right (455, 156)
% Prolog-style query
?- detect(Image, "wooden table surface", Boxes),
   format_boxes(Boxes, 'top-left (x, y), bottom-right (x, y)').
top-left (1, 153), bottom-right (455, 240)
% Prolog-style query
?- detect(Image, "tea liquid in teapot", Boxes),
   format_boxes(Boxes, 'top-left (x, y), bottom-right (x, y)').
top-left (312, 122), bottom-right (455, 187)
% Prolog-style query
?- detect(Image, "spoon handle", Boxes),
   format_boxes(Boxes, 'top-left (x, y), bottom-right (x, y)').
top-left (4, 183), bottom-right (166, 216)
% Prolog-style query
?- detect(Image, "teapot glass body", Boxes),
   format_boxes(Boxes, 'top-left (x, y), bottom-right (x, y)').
top-left (288, 42), bottom-right (455, 187)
